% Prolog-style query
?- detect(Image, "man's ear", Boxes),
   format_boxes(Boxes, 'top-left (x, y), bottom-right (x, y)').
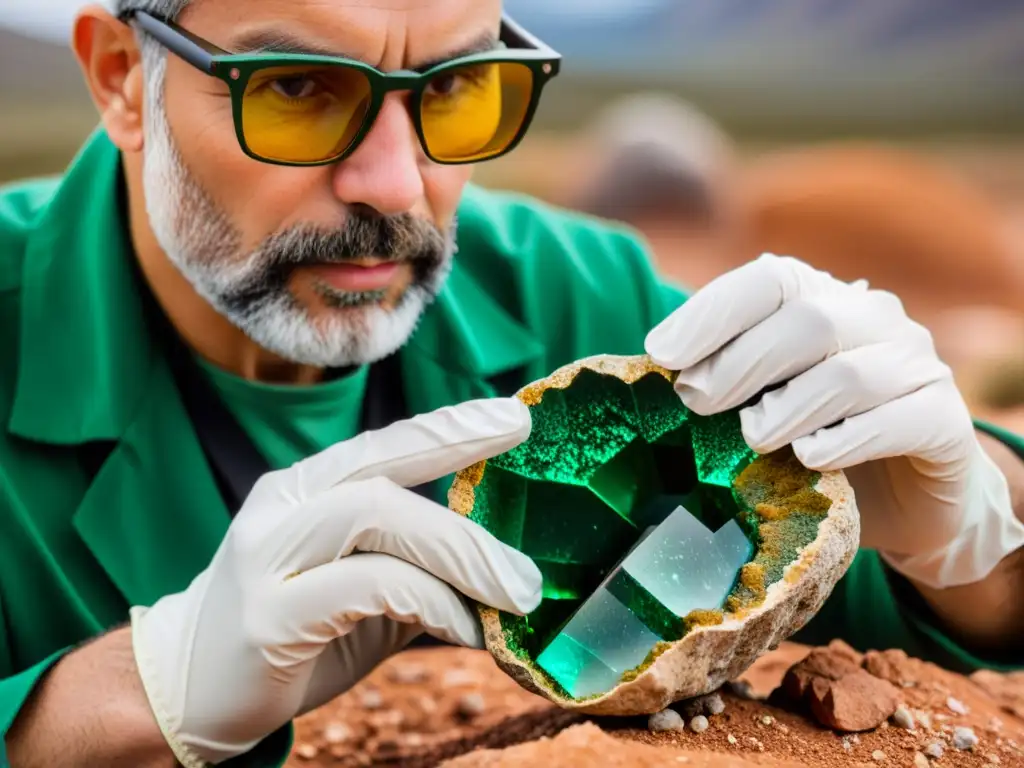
top-left (71, 5), bottom-right (147, 153)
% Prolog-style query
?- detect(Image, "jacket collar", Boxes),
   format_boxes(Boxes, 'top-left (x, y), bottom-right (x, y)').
top-left (8, 129), bottom-right (543, 446)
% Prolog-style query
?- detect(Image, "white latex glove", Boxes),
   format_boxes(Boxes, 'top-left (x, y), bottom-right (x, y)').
top-left (645, 253), bottom-right (1024, 590)
top-left (130, 398), bottom-right (541, 767)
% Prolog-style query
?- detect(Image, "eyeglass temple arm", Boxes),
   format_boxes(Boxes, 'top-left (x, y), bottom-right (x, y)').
top-left (500, 13), bottom-right (560, 57)
top-left (121, 9), bottom-right (227, 75)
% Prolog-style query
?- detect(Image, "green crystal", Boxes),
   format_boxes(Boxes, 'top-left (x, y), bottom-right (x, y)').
top-left (464, 367), bottom-right (826, 701)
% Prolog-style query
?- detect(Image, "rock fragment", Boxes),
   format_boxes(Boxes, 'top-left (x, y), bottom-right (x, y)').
top-left (947, 696), bottom-right (969, 715)
top-left (808, 669), bottom-right (899, 732)
top-left (872, 750), bottom-right (886, 761)
top-left (924, 742), bottom-right (944, 759)
top-left (704, 693), bottom-right (726, 716)
top-left (387, 663), bottom-right (430, 685)
top-left (360, 689), bottom-right (383, 710)
top-left (648, 708), bottom-right (685, 733)
top-left (294, 743), bottom-right (319, 760)
top-left (913, 753), bottom-right (930, 768)
top-left (456, 693), bottom-right (486, 720)
top-left (322, 722), bottom-right (352, 745)
top-left (892, 706), bottom-right (915, 730)
top-left (954, 726), bottom-right (979, 750)
top-left (689, 715), bottom-right (709, 733)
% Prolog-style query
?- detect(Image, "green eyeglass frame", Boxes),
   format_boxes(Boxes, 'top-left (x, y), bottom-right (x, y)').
top-left (119, 9), bottom-right (562, 167)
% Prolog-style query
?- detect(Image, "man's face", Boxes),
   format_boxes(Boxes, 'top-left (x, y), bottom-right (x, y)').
top-left (143, 0), bottom-right (501, 367)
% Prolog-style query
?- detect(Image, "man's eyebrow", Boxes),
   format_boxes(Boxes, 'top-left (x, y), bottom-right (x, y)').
top-left (228, 29), bottom-right (500, 71)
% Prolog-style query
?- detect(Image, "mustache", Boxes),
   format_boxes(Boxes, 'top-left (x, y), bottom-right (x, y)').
top-left (219, 211), bottom-right (452, 314)
top-left (257, 211), bottom-right (449, 269)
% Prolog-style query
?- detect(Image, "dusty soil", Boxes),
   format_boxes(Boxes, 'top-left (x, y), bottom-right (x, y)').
top-left (285, 643), bottom-right (1024, 768)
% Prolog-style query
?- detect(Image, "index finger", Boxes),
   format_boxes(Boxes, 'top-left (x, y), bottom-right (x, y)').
top-left (282, 398), bottom-right (531, 503)
top-left (644, 254), bottom-right (847, 371)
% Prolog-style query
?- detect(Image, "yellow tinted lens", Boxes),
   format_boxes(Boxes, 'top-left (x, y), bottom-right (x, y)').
top-left (420, 62), bottom-right (534, 162)
top-left (241, 64), bottom-right (371, 163)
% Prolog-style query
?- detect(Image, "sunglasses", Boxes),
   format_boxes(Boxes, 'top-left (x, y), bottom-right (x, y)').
top-left (119, 9), bottom-right (562, 167)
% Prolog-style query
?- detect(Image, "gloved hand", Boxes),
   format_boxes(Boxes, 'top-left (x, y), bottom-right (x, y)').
top-left (645, 253), bottom-right (1024, 590)
top-left (129, 398), bottom-right (540, 767)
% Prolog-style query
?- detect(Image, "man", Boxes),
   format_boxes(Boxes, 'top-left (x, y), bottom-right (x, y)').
top-left (1, 1), bottom-right (1022, 766)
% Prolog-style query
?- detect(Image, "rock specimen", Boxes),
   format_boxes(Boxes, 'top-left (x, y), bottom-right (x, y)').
top-left (448, 354), bottom-right (860, 715)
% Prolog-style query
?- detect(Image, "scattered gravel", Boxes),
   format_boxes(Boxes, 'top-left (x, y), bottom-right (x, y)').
top-left (689, 715), bottom-right (709, 733)
top-left (954, 726), bottom-right (979, 750)
top-left (321, 722), bottom-right (351, 745)
top-left (648, 709), bottom-right (685, 733)
top-left (704, 693), bottom-right (726, 716)
top-left (441, 669), bottom-right (479, 688)
top-left (947, 697), bottom-right (969, 715)
top-left (387, 664), bottom-right (430, 685)
top-left (924, 741), bottom-right (945, 759)
top-left (892, 706), bottom-right (915, 730)
top-left (293, 743), bottom-right (318, 760)
top-left (456, 693), bottom-right (486, 720)
top-left (359, 689), bottom-right (383, 710)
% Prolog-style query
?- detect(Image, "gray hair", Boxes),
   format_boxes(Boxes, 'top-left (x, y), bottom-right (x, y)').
top-left (115, 0), bottom-right (191, 19)
top-left (117, 0), bottom-right (192, 107)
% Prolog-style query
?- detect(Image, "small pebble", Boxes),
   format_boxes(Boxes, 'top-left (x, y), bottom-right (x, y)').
top-left (850, 734), bottom-right (861, 744)
top-left (953, 726), bottom-right (979, 751)
top-left (892, 707), bottom-right (915, 730)
top-left (322, 722), bottom-right (352, 745)
top-left (727, 734), bottom-right (738, 745)
top-left (913, 753), bottom-right (930, 768)
top-left (456, 692), bottom-right (486, 719)
top-left (842, 738), bottom-right (852, 751)
top-left (990, 717), bottom-right (1005, 732)
top-left (675, 758), bottom-right (690, 764)
top-left (648, 709), bottom-right (686, 733)
top-left (369, 709), bottom-right (404, 728)
top-left (704, 693), bottom-right (726, 716)
top-left (987, 754), bottom-right (1001, 765)
top-left (778, 724), bottom-right (789, 735)
top-left (360, 689), bottom-right (383, 710)
top-left (387, 663), bottom-right (430, 685)
top-left (916, 711), bottom-right (933, 729)
top-left (441, 668), bottom-right (479, 688)
top-left (760, 715), bottom-right (774, 726)
top-left (403, 733), bottom-right (426, 748)
top-left (947, 697), bottom-right (969, 716)
top-left (294, 743), bottom-right (319, 760)
top-left (690, 715), bottom-right (709, 733)
top-left (872, 750), bottom-right (886, 762)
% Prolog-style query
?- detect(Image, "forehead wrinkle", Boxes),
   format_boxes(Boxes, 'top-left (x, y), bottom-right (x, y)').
top-left (228, 26), bottom-right (498, 69)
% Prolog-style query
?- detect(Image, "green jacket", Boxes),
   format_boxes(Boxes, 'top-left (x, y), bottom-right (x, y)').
top-left (1, 130), bottom-right (1021, 765)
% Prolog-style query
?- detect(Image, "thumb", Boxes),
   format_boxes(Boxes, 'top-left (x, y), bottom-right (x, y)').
top-left (291, 397), bottom-right (531, 501)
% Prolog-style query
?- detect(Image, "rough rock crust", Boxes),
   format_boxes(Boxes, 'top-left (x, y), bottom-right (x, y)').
top-left (448, 354), bottom-right (861, 716)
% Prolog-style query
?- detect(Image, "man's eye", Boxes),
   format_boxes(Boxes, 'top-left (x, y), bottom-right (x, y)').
top-left (270, 76), bottom-right (319, 99)
top-left (426, 73), bottom-right (459, 97)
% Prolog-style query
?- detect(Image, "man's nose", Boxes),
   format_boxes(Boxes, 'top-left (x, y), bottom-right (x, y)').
top-left (332, 94), bottom-right (425, 215)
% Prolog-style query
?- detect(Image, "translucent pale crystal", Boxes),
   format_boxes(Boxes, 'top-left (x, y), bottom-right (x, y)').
top-left (536, 503), bottom-right (753, 698)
